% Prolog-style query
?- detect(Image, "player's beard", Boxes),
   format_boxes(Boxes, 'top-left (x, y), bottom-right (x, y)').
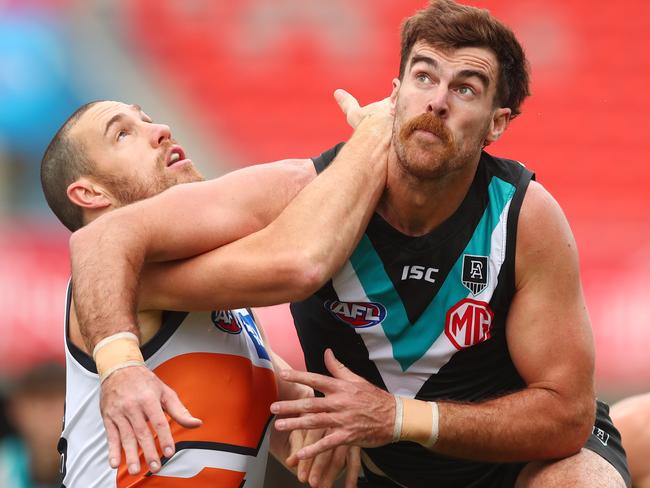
top-left (95, 148), bottom-right (204, 207)
top-left (393, 112), bottom-right (475, 181)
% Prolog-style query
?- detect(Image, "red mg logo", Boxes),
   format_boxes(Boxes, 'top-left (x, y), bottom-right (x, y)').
top-left (445, 299), bottom-right (494, 350)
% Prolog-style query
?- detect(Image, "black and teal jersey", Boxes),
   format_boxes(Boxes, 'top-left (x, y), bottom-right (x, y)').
top-left (290, 143), bottom-right (535, 487)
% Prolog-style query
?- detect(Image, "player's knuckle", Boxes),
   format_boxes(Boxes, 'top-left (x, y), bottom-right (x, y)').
top-left (305, 397), bottom-right (320, 412)
top-left (134, 427), bottom-right (150, 442)
top-left (151, 418), bottom-right (167, 430)
top-left (330, 396), bottom-right (346, 410)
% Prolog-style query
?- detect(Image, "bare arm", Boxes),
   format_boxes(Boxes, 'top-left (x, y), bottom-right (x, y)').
top-left (272, 181), bottom-right (596, 463)
top-left (138, 118), bottom-right (389, 312)
top-left (431, 181), bottom-right (595, 461)
top-left (72, 108), bottom-right (390, 351)
top-left (73, 90), bottom-right (392, 475)
top-left (70, 159), bottom-right (315, 351)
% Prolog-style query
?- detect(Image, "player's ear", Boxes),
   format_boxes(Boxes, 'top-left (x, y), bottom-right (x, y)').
top-left (67, 177), bottom-right (112, 210)
top-left (390, 78), bottom-right (401, 114)
top-left (484, 107), bottom-right (511, 146)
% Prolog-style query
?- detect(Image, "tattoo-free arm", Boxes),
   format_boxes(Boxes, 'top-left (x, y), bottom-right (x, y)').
top-left (430, 181), bottom-right (595, 461)
top-left (70, 159), bottom-right (315, 351)
top-left (137, 114), bottom-right (391, 312)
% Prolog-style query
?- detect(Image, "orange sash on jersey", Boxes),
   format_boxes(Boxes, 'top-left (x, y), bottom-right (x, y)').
top-left (116, 352), bottom-right (277, 487)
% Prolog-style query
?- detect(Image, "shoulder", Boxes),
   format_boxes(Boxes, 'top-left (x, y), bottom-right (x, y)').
top-left (516, 181), bottom-right (579, 286)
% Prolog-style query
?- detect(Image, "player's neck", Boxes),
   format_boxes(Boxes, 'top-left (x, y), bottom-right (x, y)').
top-left (376, 156), bottom-right (478, 236)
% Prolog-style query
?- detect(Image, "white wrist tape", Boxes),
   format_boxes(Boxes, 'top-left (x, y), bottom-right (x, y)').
top-left (92, 332), bottom-right (145, 383)
top-left (423, 401), bottom-right (439, 448)
top-left (99, 360), bottom-right (146, 384)
top-left (399, 398), bottom-right (440, 448)
top-left (92, 332), bottom-right (140, 361)
top-left (392, 395), bottom-right (404, 443)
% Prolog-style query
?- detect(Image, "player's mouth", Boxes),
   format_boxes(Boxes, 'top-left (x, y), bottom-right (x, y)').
top-left (413, 129), bottom-right (441, 141)
top-left (167, 145), bottom-right (191, 168)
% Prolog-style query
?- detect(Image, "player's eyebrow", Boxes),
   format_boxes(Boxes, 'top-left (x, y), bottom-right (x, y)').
top-left (411, 55), bottom-right (490, 89)
top-left (104, 113), bottom-right (126, 138)
top-left (103, 105), bottom-right (144, 138)
top-left (410, 54), bottom-right (438, 70)
top-left (457, 69), bottom-right (490, 90)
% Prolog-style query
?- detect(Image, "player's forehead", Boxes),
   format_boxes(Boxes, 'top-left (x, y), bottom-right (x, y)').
top-left (72, 100), bottom-right (143, 141)
top-left (408, 40), bottom-right (499, 82)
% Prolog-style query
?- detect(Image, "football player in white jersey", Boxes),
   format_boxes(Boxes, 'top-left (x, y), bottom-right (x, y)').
top-left (42, 91), bottom-right (391, 486)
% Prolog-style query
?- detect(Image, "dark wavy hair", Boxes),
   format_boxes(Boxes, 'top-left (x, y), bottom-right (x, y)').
top-left (399, 0), bottom-right (530, 117)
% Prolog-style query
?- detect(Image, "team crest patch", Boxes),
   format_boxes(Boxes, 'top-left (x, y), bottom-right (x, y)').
top-left (462, 254), bottom-right (489, 295)
top-left (211, 310), bottom-right (242, 334)
top-left (445, 298), bottom-right (493, 350)
top-left (592, 426), bottom-right (610, 446)
top-left (325, 300), bottom-right (387, 328)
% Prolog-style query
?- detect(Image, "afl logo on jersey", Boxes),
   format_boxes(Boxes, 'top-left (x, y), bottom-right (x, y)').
top-left (445, 298), bottom-right (493, 350)
top-left (211, 310), bottom-right (242, 334)
top-left (325, 300), bottom-right (387, 328)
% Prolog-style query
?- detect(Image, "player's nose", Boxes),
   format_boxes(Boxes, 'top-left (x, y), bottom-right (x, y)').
top-left (426, 87), bottom-right (450, 119)
top-left (150, 123), bottom-right (172, 147)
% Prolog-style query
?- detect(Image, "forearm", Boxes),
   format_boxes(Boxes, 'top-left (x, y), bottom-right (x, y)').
top-left (70, 162), bottom-right (314, 351)
top-left (264, 114), bottom-right (389, 280)
top-left (406, 387), bottom-right (594, 463)
top-left (140, 114), bottom-right (391, 311)
top-left (71, 213), bottom-right (146, 349)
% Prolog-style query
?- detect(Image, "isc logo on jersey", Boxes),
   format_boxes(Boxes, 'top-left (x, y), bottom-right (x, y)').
top-left (325, 300), bottom-right (387, 328)
top-left (445, 298), bottom-right (493, 349)
top-left (211, 310), bottom-right (242, 334)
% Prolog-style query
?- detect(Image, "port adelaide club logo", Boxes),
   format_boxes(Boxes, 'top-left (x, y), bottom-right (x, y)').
top-left (325, 300), bottom-right (387, 328)
top-left (461, 254), bottom-right (489, 295)
top-left (211, 310), bottom-right (243, 334)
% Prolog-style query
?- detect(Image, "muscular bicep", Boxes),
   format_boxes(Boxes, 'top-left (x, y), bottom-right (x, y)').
top-left (100, 158), bottom-right (316, 262)
top-left (506, 182), bottom-right (594, 401)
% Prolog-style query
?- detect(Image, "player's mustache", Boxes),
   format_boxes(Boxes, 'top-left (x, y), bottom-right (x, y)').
top-left (400, 112), bottom-right (452, 146)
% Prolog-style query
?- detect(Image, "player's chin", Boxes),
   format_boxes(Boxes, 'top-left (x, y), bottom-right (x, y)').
top-left (170, 163), bottom-right (204, 183)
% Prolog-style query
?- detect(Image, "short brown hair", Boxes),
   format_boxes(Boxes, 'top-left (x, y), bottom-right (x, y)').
top-left (40, 101), bottom-right (100, 231)
top-left (399, 0), bottom-right (530, 117)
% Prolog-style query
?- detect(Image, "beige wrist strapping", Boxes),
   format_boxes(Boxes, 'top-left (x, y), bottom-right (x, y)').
top-left (392, 396), bottom-right (439, 448)
top-left (92, 332), bottom-right (145, 383)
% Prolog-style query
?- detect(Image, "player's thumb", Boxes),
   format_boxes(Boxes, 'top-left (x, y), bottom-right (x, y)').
top-left (334, 89), bottom-right (360, 117)
top-left (324, 348), bottom-right (358, 381)
top-left (162, 388), bottom-right (203, 428)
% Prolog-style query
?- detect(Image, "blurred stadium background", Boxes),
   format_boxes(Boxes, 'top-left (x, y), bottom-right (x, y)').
top-left (0, 0), bottom-right (648, 485)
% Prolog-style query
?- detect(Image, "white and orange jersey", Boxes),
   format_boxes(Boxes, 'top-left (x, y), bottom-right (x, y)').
top-left (58, 282), bottom-right (278, 488)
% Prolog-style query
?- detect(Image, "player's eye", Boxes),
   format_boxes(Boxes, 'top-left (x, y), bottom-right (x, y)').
top-left (117, 129), bottom-right (128, 141)
top-left (456, 85), bottom-right (477, 98)
top-left (415, 72), bottom-right (432, 84)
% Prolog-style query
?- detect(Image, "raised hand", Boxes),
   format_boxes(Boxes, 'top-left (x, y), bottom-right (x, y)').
top-left (334, 89), bottom-right (393, 129)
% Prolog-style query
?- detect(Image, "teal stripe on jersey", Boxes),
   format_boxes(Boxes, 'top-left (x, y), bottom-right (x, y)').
top-left (348, 176), bottom-right (516, 371)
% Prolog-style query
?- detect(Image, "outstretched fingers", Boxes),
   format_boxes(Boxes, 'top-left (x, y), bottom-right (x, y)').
top-left (277, 368), bottom-right (343, 395)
